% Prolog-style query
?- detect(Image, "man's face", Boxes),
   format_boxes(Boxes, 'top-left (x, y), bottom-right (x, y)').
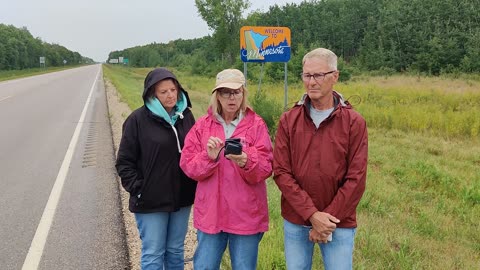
top-left (302, 58), bottom-right (339, 102)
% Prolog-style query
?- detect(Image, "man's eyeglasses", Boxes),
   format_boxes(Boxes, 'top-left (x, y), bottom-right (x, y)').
top-left (301, 71), bottom-right (336, 82)
top-left (217, 89), bottom-right (243, 98)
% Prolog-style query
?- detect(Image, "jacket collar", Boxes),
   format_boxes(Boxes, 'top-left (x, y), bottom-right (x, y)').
top-left (145, 92), bottom-right (187, 125)
top-left (296, 90), bottom-right (348, 108)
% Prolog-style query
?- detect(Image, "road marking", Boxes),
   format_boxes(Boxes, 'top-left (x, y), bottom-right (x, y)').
top-left (22, 67), bottom-right (101, 270)
top-left (0, 96), bottom-right (12, 102)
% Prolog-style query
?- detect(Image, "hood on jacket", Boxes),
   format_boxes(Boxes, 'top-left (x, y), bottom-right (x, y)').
top-left (142, 68), bottom-right (192, 108)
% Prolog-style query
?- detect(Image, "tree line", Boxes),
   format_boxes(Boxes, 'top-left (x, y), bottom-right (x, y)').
top-left (107, 0), bottom-right (479, 79)
top-left (0, 24), bottom-right (94, 70)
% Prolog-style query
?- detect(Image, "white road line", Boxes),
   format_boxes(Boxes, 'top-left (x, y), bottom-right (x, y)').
top-left (21, 67), bottom-right (101, 270)
top-left (0, 96), bottom-right (12, 102)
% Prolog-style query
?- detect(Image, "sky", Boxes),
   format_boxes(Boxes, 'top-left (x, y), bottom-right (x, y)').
top-left (0, 0), bottom-right (305, 62)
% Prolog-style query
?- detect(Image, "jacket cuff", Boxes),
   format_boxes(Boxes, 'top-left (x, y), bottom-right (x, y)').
top-left (242, 147), bottom-right (256, 171)
top-left (302, 207), bottom-right (319, 222)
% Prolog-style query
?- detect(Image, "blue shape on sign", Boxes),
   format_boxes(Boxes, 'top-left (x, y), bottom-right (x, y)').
top-left (250, 31), bottom-right (269, 49)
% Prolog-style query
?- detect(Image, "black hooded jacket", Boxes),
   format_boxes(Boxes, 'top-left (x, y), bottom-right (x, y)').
top-left (115, 68), bottom-right (196, 213)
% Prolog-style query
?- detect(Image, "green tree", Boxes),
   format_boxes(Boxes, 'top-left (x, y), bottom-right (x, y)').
top-left (0, 23), bottom-right (87, 70)
top-left (195, 0), bottom-right (250, 64)
top-left (106, 0), bottom-right (480, 76)
top-left (460, 30), bottom-right (480, 72)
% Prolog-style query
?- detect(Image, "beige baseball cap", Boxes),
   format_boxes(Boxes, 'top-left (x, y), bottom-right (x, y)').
top-left (211, 69), bottom-right (245, 93)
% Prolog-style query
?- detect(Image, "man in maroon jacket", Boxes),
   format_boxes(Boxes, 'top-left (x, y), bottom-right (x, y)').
top-left (273, 48), bottom-right (368, 270)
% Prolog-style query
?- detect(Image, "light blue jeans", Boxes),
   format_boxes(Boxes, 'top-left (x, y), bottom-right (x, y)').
top-left (134, 206), bottom-right (192, 270)
top-left (193, 230), bottom-right (264, 270)
top-left (283, 219), bottom-right (356, 270)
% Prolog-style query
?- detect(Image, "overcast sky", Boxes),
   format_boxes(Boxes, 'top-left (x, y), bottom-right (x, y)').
top-left (0, 0), bottom-right (305, 62)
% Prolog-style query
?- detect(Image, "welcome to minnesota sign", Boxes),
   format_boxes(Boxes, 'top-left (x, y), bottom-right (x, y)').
top-left (240, 26), bottom-right (291, 62)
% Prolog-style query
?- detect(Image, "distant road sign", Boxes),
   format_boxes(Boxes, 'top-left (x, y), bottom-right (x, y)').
top-left (39, 57), bottom-right (45, 64)
top-left (108, 59), bottom-right (119, 64)
top-left (240, 26), bottom-right (291, 62)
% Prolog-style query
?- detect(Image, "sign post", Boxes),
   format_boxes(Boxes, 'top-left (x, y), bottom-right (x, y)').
top-left (240, 26), bottom-right (291, 109)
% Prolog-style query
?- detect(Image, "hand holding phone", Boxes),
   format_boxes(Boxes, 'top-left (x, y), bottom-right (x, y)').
top-left (224, 138), bottom-right (242, 155)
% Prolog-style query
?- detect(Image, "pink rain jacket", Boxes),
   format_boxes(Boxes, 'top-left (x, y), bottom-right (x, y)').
top-left (180, 107), bottom-right (273, 235)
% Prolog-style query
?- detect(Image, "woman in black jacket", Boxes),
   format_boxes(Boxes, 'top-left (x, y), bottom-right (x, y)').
top-left (116, 68), bottom-right (196, 270)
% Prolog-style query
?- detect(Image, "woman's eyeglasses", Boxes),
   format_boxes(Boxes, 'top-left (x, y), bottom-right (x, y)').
top-left (217, 89), bottom-right (243, 98)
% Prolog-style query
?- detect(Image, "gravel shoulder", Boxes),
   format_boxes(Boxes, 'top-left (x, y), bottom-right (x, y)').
top-left (104, 78), bottom-right (196, 270)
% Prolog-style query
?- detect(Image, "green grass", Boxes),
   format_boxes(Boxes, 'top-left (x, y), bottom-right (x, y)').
top-left (0, 65), bottom-right (86, 82)
top-left (102, 65), bottom-right (146, 109)
top-left (102, 64), bottom-right (480, 269)
top-left (354, 129), bottom-right (479, 269)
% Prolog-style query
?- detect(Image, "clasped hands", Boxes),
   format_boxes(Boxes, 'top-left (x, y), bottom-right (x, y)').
top-left (207, 136), bottom-right (247, 167)
top-left (308, 211), bottom-right (339, 244)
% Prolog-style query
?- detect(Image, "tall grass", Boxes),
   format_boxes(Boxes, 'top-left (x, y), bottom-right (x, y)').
top-left (256, 75), bottom-right (480, 139)
top-left (343, 76), bottom-right (480, 139)
top-left (0, 65), bottom-right (84, 82)
top-left (102, 65), bottom-right (146, 109)
top-left (354, 128), bottom-right (479, 269)
top-left (103, 65), bottom-right (480, 269)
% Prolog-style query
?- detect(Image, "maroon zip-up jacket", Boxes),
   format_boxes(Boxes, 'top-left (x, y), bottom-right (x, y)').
top-left (273, 91), bottom-right (368, 228)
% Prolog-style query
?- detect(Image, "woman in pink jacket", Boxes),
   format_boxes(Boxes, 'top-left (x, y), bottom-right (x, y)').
top-left (180, 69), bottom-right (273, 270)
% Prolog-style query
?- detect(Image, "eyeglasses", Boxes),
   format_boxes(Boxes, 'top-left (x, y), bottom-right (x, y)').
top-left (217, 89), bottom-right (243, 98)
top-left (301, 71), bottom-right (336, 82)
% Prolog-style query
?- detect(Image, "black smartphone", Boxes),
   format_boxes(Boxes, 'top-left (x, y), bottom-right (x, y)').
top-left (224, 138), bottom-right (242, 155)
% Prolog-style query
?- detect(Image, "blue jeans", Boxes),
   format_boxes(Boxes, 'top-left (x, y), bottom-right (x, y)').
top-left (283, 219), bottom-right (356, 270)
top-left (193, 230), bottom-right (264, 270)
top-left (134, 206), bottom-right (192, 270)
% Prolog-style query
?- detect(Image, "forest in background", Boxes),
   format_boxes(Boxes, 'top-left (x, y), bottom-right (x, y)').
top-left (0, 24), bottom-right (94, 70)
top-left (107, 0), bottom-right (480, 81)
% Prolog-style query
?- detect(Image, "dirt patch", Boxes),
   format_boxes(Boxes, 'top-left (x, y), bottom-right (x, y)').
top-left (104, 78), bottom-right (196, 270)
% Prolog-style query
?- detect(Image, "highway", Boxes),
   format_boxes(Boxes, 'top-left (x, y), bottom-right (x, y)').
top-left (0, 65), bottom-right (128, 269)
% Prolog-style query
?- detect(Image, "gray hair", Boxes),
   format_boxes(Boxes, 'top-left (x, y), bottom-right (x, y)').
top-left (302, 48), bottom-right (337, 71)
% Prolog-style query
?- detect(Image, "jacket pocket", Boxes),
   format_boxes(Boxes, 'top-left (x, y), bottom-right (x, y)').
top-left (131, 179), bottom-right (144, 196)
top-left (134, 177), bottom-right (157, 208)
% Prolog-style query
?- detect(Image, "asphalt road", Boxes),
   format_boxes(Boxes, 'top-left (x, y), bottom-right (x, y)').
top-left (0, 65), bottom-right (129, 269)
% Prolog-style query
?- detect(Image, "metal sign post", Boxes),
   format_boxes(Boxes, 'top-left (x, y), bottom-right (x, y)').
top-left (284, 62), bottom-right (288, 110)
top-left (243, 62), bottom-right (247, 87)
